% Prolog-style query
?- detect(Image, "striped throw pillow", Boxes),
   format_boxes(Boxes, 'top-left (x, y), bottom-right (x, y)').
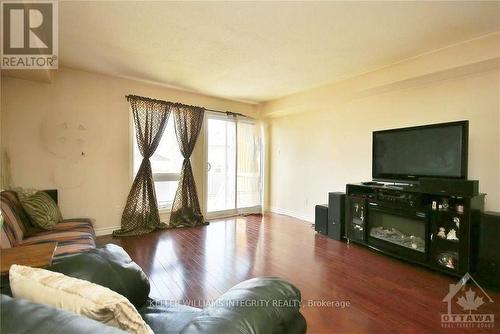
top-left (20, 192), bottom-right (63, 230)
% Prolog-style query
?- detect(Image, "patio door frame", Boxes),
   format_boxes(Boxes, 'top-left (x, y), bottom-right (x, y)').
top-left (203, 112), bottom-right (262, 220)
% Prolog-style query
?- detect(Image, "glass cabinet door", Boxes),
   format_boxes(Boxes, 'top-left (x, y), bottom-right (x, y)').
top-left (346, 197), bottom-right (366, 242)
top-left (430, 209), bottom-right (462, 272)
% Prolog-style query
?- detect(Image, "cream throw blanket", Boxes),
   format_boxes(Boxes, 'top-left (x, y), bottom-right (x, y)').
top-left (9, 264), bottom-right (153, 334)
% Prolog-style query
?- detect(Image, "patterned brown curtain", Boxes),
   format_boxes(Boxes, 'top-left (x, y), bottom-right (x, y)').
top-left (113, 96), bottom-right (172, 236)
top-left (169, 104), bottom-right (206, 227)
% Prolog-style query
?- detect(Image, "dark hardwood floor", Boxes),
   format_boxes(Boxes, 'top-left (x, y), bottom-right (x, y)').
top-left (97, 213), bottom-right (499, 333)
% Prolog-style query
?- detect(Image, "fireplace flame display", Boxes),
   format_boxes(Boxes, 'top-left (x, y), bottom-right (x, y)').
top-left (369, 226), bottom-right (425, 253)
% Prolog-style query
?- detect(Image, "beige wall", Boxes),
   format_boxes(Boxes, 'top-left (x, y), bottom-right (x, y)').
top-left (263, 34), bottom-right (500, 221)
top-left (0, 67), bottom-right (257, 235)
top-left (1, 33), bottom-right (499, 231)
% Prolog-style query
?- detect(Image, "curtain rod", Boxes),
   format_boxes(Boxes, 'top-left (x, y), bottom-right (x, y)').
top-left (125, 94), bottom-right (253, 119)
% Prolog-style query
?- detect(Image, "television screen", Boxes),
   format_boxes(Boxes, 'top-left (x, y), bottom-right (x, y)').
top-left (373, 121), bottom-right (468, 181)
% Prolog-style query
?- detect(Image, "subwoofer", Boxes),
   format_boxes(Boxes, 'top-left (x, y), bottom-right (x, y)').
top-left (315, 204), bottom-right (328, 235)
top-left (476, 211), bottom-right (500, 291)
top-left (419, 178), bottom-right (479, 197)
top-left (328, 192), bottom-right (346, 241)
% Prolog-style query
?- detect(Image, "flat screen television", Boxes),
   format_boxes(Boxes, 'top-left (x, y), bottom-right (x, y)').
top-left (372, 121), bottom-right (468, 182)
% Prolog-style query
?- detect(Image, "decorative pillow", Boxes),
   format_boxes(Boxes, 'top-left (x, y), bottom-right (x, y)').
top-left (19, 191), bottom-right (62, 230)
top-left (9, 265), bottom-right (153, 334)
top-left (12, 187), bottom-right (39, 199)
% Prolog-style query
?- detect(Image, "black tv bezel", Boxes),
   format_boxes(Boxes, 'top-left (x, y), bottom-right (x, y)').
top-left (372, 120), bottom-right (469, 182)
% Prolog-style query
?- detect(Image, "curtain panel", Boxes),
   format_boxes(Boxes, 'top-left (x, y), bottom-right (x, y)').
top-left (113, 95), bottom-right (172, 236)
top-left (169, 104), bottom-right (206, 228)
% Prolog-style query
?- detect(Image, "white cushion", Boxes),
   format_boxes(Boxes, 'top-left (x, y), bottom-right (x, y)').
top-left (9, 264), bottom-right (153, 334)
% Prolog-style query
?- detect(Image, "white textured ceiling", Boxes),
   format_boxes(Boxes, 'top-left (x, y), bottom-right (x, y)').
top-left (60, 1), bottom-right (499, 103)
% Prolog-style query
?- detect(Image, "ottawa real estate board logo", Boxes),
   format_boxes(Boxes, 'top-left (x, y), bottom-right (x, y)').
top-left (441, 273), bottom-right (494, 329)
top-left (1, 0), bottom-right (58, 69)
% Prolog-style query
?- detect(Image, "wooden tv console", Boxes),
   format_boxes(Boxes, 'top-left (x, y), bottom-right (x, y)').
top-left (345, 182), bottom-right (485, 277)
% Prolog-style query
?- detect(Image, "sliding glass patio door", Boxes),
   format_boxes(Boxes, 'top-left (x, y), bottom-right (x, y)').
top-left (206, 115), bottom-right (237, 214)
top-left (205, 113), bottom-right (261, 218)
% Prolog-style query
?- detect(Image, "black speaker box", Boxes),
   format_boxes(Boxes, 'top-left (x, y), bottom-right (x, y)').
top-left (315, 204), bottom-right (328, 235)
top-left (419, 178), bottom-right (479, 197)
top-left (328, 192), bottom-right (346, 241)
top-left (476, 211), bottom-right (500, 291)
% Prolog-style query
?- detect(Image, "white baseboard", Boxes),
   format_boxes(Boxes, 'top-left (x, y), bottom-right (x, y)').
top-left (94, 206), bottom-right (293, 236)
top-left (268, 207), bottom-right (314, 223)
top-left (94, 225), bottom-right (121, 237)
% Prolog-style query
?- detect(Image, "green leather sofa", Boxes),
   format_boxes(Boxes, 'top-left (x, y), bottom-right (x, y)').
top-left (1, 244), bottom-right (307, 334)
